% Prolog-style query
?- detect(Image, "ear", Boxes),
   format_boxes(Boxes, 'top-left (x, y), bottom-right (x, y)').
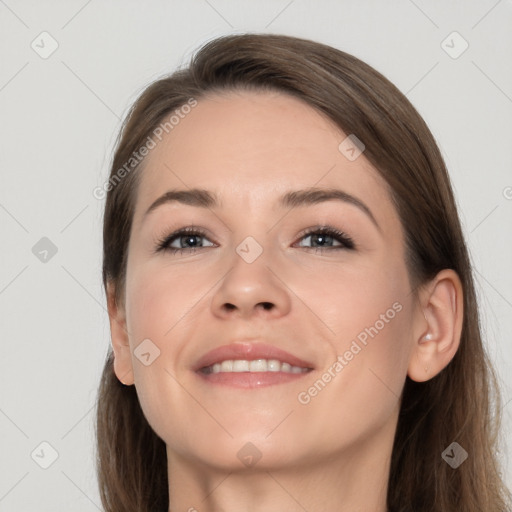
top-left (106, 281), bottom-right (134, 386)
top-left (408, 269), bottom-right (464, 382)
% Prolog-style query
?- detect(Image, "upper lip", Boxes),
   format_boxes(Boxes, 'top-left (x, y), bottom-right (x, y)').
top-left (193, 342), bottom-right (315, 371)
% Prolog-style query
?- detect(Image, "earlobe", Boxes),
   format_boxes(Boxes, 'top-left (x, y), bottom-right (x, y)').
top-left (106, 281), bottom-right (135, 386)
top-left (407, 269), bottom-right (464, 383)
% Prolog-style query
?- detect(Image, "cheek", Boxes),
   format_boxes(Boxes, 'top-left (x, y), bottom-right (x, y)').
top-left (125, 260), bottom-right (204, 343)
top-left (297, 278), bottom-right (414, 443)
top-left (123, 261), bottom-right (198, 402)
top-left (122, 264), bottom-right (201, 443)
top-left (293, 259), bottom-right (413, 425)
top-left (290, 250), bottom-right (409, 348)
top-left (330, 265), bottom-right (414, 390)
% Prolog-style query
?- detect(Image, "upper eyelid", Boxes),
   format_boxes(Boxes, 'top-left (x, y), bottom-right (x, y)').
top-left (164, 226), bottom-right (346, 240)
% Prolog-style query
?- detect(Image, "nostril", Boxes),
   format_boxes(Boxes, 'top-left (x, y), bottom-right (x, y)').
top-left (220, 302), bottom-right (275, 313)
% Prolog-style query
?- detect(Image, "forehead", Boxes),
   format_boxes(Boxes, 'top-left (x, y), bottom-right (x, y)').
top-left (133, 90), bottom-right (397, 227)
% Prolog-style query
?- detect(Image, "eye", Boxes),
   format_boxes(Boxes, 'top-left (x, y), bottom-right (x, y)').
top-left (154, 225), bottom-right (355, 255)
top-left (295, 226), bottom-right (355, 251)
top-left (155, 227), bottom-right (215, 254)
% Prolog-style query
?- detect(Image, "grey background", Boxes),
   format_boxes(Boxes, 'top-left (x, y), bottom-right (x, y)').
top-left (1, 1), bottom-right (511, 510)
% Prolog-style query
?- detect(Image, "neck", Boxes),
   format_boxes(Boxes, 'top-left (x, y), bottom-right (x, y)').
top-left (166, 423), bottom-right (394, 512)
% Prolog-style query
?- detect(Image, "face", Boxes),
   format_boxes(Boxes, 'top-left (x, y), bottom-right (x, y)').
top-left (118, 90), bottom-right (419, 471)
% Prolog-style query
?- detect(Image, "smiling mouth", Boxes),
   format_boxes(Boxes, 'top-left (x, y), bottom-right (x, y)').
top-left (194, 342), bottom-right (314, 388)
top-left (196, 358), bottom-right (313, 389)
top-left (200, 358), bottom-right (312, 375)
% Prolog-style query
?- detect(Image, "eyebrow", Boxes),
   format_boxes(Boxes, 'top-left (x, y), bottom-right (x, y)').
top-left (144, 187), bottom-right (380, 231)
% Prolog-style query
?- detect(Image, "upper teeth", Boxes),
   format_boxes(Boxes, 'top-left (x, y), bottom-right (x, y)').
top-left (204, 359), bottom-right (308, 374)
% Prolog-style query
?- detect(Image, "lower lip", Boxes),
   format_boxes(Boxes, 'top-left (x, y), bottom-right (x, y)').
top-left (196, 370), bottom-right (312, 388)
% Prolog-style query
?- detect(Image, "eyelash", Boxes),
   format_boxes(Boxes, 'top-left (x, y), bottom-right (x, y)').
top-left (154, 225), bottom-right (356, 255)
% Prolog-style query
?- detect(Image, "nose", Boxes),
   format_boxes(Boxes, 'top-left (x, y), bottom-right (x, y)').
top-left (210, 249), bottom-right (292, 320)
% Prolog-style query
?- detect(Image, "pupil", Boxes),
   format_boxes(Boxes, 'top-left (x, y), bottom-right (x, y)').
top-left (313, 234), bottom-right (331, 246)
top-left (183, 235), bottom-right (199, 247)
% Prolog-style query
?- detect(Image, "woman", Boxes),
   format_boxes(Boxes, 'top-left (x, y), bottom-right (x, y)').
top-left (95, 33), bottom-right (511, 511)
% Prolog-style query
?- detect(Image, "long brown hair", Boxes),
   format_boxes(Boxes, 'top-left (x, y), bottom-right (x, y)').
top-left (96, 33), bottom-right (511, 511)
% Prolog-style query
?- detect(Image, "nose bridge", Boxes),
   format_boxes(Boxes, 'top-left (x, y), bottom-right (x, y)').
top-left (210, 233), bottom-right (291, 318)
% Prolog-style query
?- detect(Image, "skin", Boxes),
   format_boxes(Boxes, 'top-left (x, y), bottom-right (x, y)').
top-left (108, 90), bottom-right (463, 512)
